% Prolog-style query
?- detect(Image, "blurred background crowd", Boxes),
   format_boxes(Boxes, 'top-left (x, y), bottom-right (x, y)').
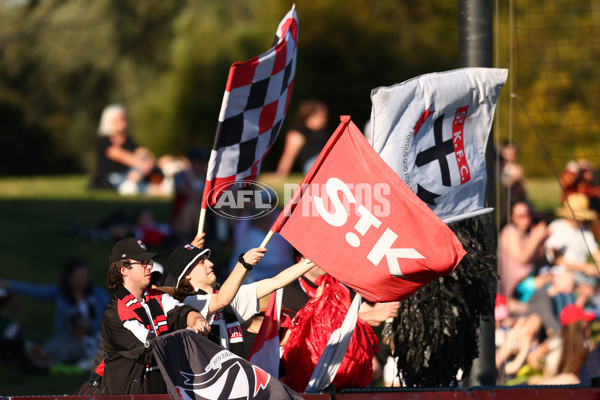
top-left (496, 142), bottom-right (600, 385)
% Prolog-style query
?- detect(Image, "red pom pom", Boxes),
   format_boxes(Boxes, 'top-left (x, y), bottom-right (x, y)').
top-left (282, 275), bottom-right (378, 392)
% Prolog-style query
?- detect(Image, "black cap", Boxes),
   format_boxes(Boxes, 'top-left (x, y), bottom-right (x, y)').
top-left (166, 244), bottom-right (211, 288)
top-left (108, 238), bottom-right (159, 264)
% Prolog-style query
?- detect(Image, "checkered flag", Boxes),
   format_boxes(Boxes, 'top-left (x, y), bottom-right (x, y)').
top-left (201, 5), bottom-right (298, 209)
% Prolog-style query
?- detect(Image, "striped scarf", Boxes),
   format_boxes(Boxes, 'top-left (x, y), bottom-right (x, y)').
top-left (115, 285), bottom-right (169, 342)
top-left (195, 288), bottom-right (246, 358)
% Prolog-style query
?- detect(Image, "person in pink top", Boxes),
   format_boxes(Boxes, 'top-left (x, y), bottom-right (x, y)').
top-left (498, 201), bottom-right (550, 305)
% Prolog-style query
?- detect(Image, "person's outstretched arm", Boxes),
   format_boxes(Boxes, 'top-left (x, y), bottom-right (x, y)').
top-left (207, 247), bottom-right (267, 314)
top-left (273, 130), bottom-right (305, 178)
top-left (255, 258), bottom-right (315, 299)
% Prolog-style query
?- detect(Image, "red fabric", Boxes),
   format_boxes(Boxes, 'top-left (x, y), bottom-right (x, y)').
top-left (282, 275), bottom-right (378, 392)
top-left (298, 277), bottom-right (317, 299)
top-left (94, 359), bottom-right (105, 376)
top-left (270, 116), bottom-right (466, 303)
top-left (249, 290), bottom-right (281, 376)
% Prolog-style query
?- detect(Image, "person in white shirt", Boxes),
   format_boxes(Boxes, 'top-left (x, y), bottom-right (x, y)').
top-left (167, 236), bottom-right (314, 358)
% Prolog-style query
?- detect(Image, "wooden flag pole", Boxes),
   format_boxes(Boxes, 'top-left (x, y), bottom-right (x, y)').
top-left (260, 230), bottom-right (274, 248)
top-left (197, 207), bottom-right (206, 236)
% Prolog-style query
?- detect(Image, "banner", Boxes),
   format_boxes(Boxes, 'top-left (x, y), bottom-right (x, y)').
top-left (202, 5), bottom-right (298, 208)
top-left (370, 68), bottom-right (508, 223)
top-left (270, 116), bottom-right (466, 303)
top-left (153, 330), bottom-right (302, 400)
top-left (248, 288), bottom-right (282, 377)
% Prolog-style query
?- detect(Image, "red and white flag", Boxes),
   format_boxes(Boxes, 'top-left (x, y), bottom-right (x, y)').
top-left (369, 68), bottom-right (508, 223)
top-left (270, 116), bottom-right (466, 303)
top-left (248, 288), bottom-right (282, 377)
top-left (202, 6), bottom-right (298, 208)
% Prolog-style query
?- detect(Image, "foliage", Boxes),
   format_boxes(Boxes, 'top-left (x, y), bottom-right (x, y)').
top-left (0, 0), bottom-right (459, 176)
top-left (2, 1), bottom-right (599, 178)
top-left (493, 0), bottom-right (600, 176)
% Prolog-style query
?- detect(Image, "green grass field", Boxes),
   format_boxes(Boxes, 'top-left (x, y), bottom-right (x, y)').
top-left (0, 176), bottom-right (177, 395)
top-left (0, 174), bottom-right (561, 395)
top-left (0, 174), bottom-right (307, 395)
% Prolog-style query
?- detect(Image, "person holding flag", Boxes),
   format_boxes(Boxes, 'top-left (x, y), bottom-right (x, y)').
top-left (167, 235), bottom-right (315, 359)
top-left (100, 238), bottom-right (210, 395)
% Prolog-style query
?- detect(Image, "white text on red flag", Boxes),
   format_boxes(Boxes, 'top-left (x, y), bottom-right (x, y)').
top-left (271, 117), bottom-right (465, 303)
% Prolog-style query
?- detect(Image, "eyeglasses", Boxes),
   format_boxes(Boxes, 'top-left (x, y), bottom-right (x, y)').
top-left (124, 260), bottom-right (154, 268)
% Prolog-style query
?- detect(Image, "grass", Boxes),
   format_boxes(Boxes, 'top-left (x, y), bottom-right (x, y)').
top-left (0, 173), bottom-right (305, 396)
top-left (523, 177), bottom-right (562, 214)
top-left (0, 175), bottom-right (175, 395)
top-left (0, 174), bottom-right (559, 395)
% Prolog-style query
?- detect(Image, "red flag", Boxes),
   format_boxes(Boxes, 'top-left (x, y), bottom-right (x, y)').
top-left (270, 116), bottom-right (466, 303)
top-left (248, 289), bottom-right (282, 377)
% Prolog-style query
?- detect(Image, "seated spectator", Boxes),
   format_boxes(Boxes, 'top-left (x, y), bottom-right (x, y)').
top-left (1, 257), bottom-right (110, 370)
top-left (0, 287), bottom-right (50, 372)
top-left (88, 104), bottom-right (186, 196)
top-left (498, 142), bottom-right (527, 225)
top-left (521, 248), bottom-right (577, 341)
top-left (574, 159), bottom-right (600, 210)
top-left (496, 311), bottom-right (544, 378)
top-left (500, 142), bottom-right (527, 203)
top-left (579, 336), bottom-right (600, 385)
top-left (66, 207), bottom-right (178, 250)
top-left (560, 160), bottom-right (582, 201)
top-left (537, 304), bottom-right (595, 385)
top-left (498, 201), bottom-right (549, 306)
top-left (545, 193), bottom-right (600, 306)
top-left (575, 159), bottom-right (600, 239)
top-left (268, 99), bottom-right (330, 179)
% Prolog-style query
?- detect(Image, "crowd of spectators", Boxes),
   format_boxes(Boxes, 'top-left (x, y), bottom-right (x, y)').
top-left (496, 146), bottom-right (600, 385)
top-left (7, 107), bottom-right (600, 392)
top-left (1, 100), bottom-right (402, 393)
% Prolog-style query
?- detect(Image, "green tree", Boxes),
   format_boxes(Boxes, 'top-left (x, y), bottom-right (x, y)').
top-left (0, 0), bottom-right (460, 175)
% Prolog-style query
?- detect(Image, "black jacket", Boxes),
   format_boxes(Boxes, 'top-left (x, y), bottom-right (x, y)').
top-left (101, 285), bottom-right (196, 394)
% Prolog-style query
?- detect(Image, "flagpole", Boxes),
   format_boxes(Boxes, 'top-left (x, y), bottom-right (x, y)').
top-left (260, 230), bottom-right (274, 248)
top-left (197, 207), bottom-right (206, 236)
top-left (459, 0), bottom-right (495, 387)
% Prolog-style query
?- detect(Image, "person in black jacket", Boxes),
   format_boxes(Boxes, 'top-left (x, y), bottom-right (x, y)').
top-left (101, 238), bottom-right (209, 394)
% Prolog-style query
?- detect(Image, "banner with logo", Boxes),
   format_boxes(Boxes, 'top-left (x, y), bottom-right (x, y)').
top-left (153, 329), bottom-right (302, 400)
top-left (269, 116), bottom-right (466, 303)
top-left (369, 68), bottom-right (508, 223)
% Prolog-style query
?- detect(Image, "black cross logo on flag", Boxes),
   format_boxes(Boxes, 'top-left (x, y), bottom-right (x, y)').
top-left (415, 114), bottom-right (453, 187)
top-left (416, 184), bottom-right (441, 206)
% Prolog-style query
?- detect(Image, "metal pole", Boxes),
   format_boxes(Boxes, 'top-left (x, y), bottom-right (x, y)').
top-left (458, 0), bottom-right (497, 387)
